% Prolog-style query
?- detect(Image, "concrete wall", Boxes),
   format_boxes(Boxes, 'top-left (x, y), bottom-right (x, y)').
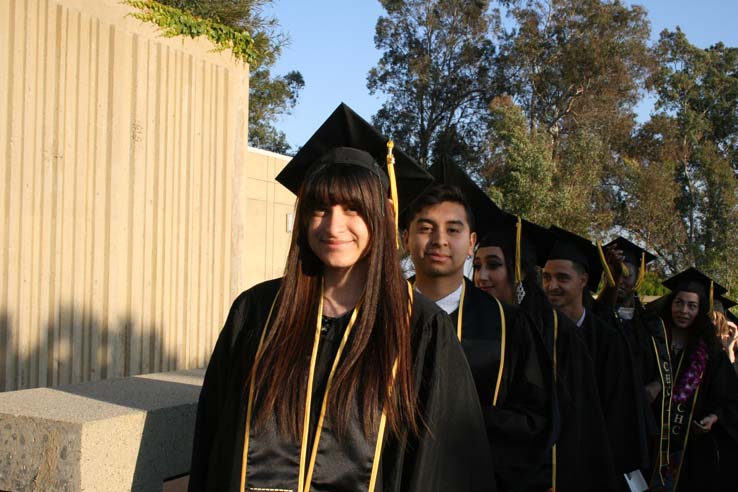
top-left (0, 0), bottom-right (296, 393)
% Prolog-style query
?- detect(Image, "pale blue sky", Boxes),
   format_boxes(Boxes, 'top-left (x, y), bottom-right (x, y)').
top-left (266, 0), bottom-right (738, 151)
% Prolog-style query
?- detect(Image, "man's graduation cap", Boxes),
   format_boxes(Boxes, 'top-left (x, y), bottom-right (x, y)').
top-left (662, 267), bottom-right (728, 313)
top-left (603, 236), bottom-right (656, 291)
top-left (547, 226), bottom-right (603, 292)
top-left (426, 160), bottom-right (506, 240)
top-left (275, 103), bottom-right (434, 220)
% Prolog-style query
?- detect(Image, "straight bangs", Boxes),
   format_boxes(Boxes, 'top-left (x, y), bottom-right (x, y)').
top-left (299, 164), bottom-right (385, 231)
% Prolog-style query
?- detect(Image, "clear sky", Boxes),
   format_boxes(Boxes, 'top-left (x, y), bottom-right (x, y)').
top-left (266, 0), bottom-right (738, 151)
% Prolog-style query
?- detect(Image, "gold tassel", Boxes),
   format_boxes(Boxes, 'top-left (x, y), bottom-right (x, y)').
top-left (515, 217), bottom-right (523, 285)
top-left (386, 140), bottom-right (400, 249)
top-left (710, 281), bottom-right (714, 313)
top-left (597, 241), bottom-right (616, 287)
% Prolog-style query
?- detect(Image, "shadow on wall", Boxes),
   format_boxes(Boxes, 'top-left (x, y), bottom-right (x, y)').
top-left (0, 306), bottom-right (208, 491)
top-left (0, 304), bottom-right (197, 393)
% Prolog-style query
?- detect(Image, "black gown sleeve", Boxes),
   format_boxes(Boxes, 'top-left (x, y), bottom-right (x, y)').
top-left (483, 309), bottom-right (555, 489)
top-left (188, 280), bottom-right (280, 492)
top-left (385, 295), bottom-right (497, 492)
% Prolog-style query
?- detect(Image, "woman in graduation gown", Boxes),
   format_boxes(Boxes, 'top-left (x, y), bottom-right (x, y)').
top-left (649, 268), bottom-right (738, 492)
top-left (473, 217), bottom-right (616, 492)
top-left (188, 104), bottom-right (496, 492)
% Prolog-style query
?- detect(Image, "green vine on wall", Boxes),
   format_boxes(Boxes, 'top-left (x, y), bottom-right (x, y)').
top-left (124, 0), bottom-right (261, 65)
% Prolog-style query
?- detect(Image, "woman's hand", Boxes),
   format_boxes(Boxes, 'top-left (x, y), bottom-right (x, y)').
top-left (722, 321), bottom-right (738, 364)
top-left (645, 380), bottom-right (662, 403)
top-left (693, 414), bottom-right (718, 433)
top-left (604, 245), bottom-right (625, 280)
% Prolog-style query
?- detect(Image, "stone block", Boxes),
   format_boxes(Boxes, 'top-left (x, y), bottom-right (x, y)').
top-left (0, 369), bottom-right (204, 492)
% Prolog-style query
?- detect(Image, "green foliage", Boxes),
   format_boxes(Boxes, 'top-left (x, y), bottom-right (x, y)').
top-left (486, 95), bottom-right (556, 225)
top-left (368, 0), bottom-right (498, 168)
top-left (627, 28), bottom-right (738, 289)
top-left (124, 0), bottom-right (261, 64)
top-left (638, 271), bottom-right (670, 297)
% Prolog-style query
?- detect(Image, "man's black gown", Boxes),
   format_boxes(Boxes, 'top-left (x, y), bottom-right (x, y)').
top-left (594, 297), bottom-right (670, 475)
top-left (520, 303), bottom-right (617, 492)
top-left (579, 308), bottom-right (647, 478)
top-left (449, 278), bottom-right (555, 491)
top-left (188, 278), bottom-right (497, 492)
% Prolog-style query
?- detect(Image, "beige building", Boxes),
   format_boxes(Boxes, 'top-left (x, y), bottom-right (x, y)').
top-left (0, 0), bottom-right (295, 392)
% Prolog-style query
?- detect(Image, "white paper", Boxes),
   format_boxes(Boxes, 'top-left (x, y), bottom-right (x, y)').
top-left (624, 470), bottom-right (648, 492)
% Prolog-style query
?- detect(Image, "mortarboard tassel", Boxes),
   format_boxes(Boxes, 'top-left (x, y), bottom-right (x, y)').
top-left (710, 280), bottom-right (714, 313)
top-left (386, 140), bottom-right (400, 249)
top-left (597, 241), bottom-right (616, 287)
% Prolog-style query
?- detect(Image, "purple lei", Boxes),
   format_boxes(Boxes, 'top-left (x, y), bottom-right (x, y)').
top-left (672, 339), bottom-right (708, 405)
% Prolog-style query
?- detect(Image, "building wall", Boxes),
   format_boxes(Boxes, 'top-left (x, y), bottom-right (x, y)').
top-left (0, 0), bottom-right (296, 392)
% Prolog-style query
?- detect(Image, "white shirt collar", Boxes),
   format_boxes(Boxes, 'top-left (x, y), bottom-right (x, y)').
top-left (576, 308), bottom-right (587, 327)
top-left (416, 282), bottom-right (464, 315)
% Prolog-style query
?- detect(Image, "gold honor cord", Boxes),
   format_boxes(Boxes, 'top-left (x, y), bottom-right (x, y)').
top-left (673, 385), bottom-right (701, 489)
top-left (368, 283), bottom-right (414, 492)
top-left (551, 309), bottom-right (559, 492)
top-left (386, 140), bottom-right (400, 249)
top-left (298, 285), bottom-right (330, 492)
top-left (652, 336), bottom-right (675, 484)
top-left (303, 299), bottom-right (363, 491)
top-left (240, 292), bottom-right (282, 491)
top-left (368, 358), bottom-right (399, 492)
top-left (492, 298), bottom-right (507, 407)
top-left (456, 281), bottom-right (467, 341)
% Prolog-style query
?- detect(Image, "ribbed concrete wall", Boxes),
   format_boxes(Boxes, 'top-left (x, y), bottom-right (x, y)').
top-left (0, 0), bottom-right (294, 393)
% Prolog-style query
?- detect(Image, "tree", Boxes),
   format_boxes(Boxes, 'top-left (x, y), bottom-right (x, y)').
top-left (368, 0), bottom-right (498, 169)
top-left (626, 29), bottom-right (738, 290)
top-left (492, 0), bottom-right (653, 236)
top-left (158, 0), bottom-right (304, 153)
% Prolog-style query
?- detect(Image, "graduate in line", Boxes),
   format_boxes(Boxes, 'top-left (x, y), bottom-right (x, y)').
top-left (188, 103), bottom-right (496, 492)
top-left (474, 216), bottom-right (616, 491)
top-left (648, 268), bottom-right (738, 491)
top-left (543, 227), bottom-right (646, 490)
top-left (594, 237), bottom-right (672, 478)
top-left (401, 160), bottom-right (554, 491)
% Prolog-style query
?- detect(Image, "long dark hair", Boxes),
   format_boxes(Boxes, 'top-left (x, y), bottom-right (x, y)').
top-left (252, 164), bottom-right (417, 438)
top-left (478, 233), bottom-right (553, 331)
top-left (660, 287), bottom-right (719, 352)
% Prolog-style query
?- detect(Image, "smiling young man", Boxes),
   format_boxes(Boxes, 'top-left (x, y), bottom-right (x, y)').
top-left (544, 226), bottom-right (649, 490)
top-left (402, 172), bottom-right (554, 491)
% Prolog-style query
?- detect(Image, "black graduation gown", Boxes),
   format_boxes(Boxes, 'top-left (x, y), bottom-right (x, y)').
top-left (449, 278), bottom-right (555, 491)
top-left (188, 278), bottom-right (497, 492)
top-left (594, 298), bottom-right (668, 473)
top-left (579, 310), bottom-right (645, 476)
top-left (521, 305), bottom-right (616, 492)
top-left (651, 344), bottom-right (738, 491)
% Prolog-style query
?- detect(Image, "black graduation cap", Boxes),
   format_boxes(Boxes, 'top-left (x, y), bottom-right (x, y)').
top-left (427, 160), bottom-right (506, 240)
top-left (547, 226), bottom-right (603, 292)
top-left (662, 267), bottom-right (728, 312)
top-left (275, 103), bottom-right (433, 214)
top-left (477, 212), bottom-right (556, 285)
top-left (727, 309), bottom-right (738, 325)
top-left (604, 236), bottom-right (657, 267)
top-left (714, 295), bottom-right (737, 314)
